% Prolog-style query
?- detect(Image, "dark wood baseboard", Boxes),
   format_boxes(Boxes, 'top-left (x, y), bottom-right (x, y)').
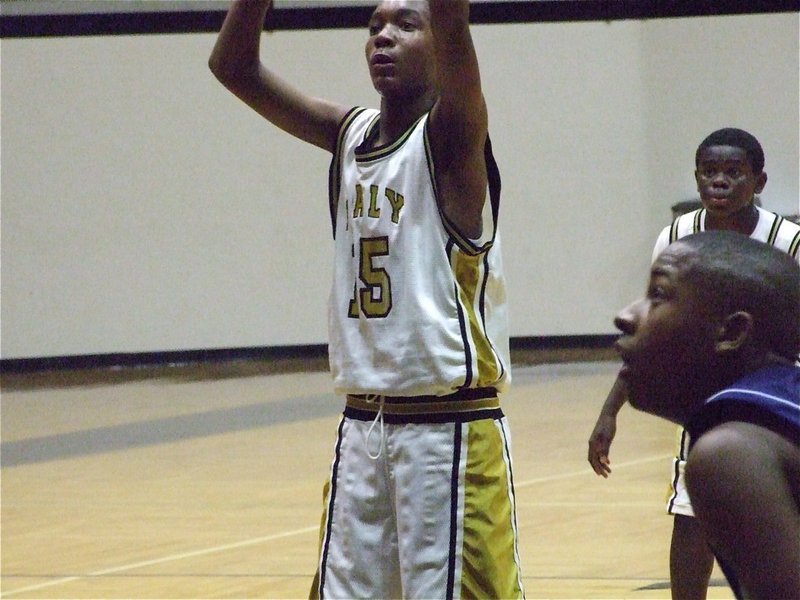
top-left (1, 335), bottom-right (617, 391)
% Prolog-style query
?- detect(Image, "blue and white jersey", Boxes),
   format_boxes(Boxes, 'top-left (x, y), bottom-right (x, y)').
top-left (326, 107), bottom-right (510, 397)
top-left (687, 364), bottom-right (800, 447)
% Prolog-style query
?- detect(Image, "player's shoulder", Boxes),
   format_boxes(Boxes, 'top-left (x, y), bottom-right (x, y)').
top-left (688, 423), bottom-right (793, 507)
top-left (776, 213), bottom-right (800, 237)
top-left (756, 206), bottom-right (800, 228)
top-left (336, 107), bottom-right (380, 153)
top-left (692, 420), bottom-right (796, 469)
top-left (341, 106), bottom-right (379, 133)
top-left (754, 206), bottom-right (800, 258)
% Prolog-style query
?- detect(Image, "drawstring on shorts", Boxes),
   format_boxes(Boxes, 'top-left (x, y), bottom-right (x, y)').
top-left (364, 394), bottom-right (385, 460)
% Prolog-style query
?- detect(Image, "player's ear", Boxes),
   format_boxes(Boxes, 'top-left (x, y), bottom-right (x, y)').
top-left (754, 171), bottom-right (767, 194)
top-left (715, 311), bottom-right (754, 353)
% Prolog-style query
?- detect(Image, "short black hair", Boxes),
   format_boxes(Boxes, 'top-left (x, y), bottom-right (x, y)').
top-left (695, 128), bottom-right (765, 174)
top-left (675, 231), bottom-right (800, 361)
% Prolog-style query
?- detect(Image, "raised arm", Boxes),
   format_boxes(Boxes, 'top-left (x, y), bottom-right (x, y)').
top-left (427, 0), bottom-right (490, 239)
top-left (208, 0), bottom-right (348, 152)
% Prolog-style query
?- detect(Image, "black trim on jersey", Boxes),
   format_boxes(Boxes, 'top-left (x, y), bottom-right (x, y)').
top-left (348, 387), bottom-right (498, 404)
top-left (423, 116), bottom-right (492, 255)
top-left (426, 127), bottom-right (502, 257)
top-left (479, 250), bottom-right (490, 341)
top-left (354, 114), bottom-right (423, 162)
top-left (667, 207), bottom-right (800, 259)
top-left (452, 253), bottom-right (475, 389)
top-left (479, 250), bottom-right (507, 384)
top-left (669, 216), bottom-right (681, 244)
top-left (446, 424), bottom-right (463, 600)
top-left (344, 406), bottom-right (504, 424)
top-left (666, 428), bottom-right (689, 514)
top-left (422, 123), bottom-right (474, 252)
top-left (485, 134), bottom-right (502, 233)
top-left (666, 460), bottom-right (681, 514)
top-left (789, 229), bottom-right (800, 258)
top-left (431, 117), bottom-right (503, 390)
top-left (362, 116), bottom-right (381, 150)
top-left (317, 416), bottom-right (347, 599)
top-left (669, 209), bottom-right (702, 243)
top-left (328, 107), bottom-right (368, 239)
top-left (766, 213), bottom-right (783, 246)
top-left (678, 426), bottom-right (691, 461)
top-left (669, 209), bottom-right (703, 243)
top-left (693, 209), bottom-right (704, 233)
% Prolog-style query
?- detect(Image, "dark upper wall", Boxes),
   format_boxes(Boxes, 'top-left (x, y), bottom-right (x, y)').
top-left (2, 0), bottom-right (797, 38)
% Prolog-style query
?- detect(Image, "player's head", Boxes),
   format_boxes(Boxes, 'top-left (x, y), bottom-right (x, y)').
top-left (366, 1), bottom-right (436, 101)
top-left (696, 128), bottom-right (765, 174)
top-left (614, 231), bottom-right (800, 424)
top-left (694, 128), bottom-right (768, 220)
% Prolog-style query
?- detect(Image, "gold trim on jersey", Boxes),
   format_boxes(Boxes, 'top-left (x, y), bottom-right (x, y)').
top-left (329, 107), bottom-right (371, 238)
top-left (766, 213), bottom-right (783, 246)
top-left (452, 249), bottom-right (502, 388)
top-left (354, 114), bottom-right (426, 164)
top-left (789, 230), bottom-right (800, 258)
top-left (346, 395), bottom-right (500, 415)
top-left (693, 208), bottom-right (704, 233)
top-left (422, 121), bottom-right (494, 257)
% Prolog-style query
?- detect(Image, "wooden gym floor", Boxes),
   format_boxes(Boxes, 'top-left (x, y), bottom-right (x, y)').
top-left (1, 356), bottom-right (734, 599)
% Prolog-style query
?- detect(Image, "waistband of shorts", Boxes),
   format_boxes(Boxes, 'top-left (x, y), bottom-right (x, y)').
top-left (345, 387), bottom-right (499, 416)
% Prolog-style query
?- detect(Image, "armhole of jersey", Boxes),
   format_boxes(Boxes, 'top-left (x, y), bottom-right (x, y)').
top-left (328, 107), bottom-right (368, 238)
top-left (485, 133), bottom-right (502, 233)
top-left (762, 209), bottom-right (800, 259)
top-left (669, 216), bottom-right (681, 244)
top-left (425, 124), bottom-right (501, 257)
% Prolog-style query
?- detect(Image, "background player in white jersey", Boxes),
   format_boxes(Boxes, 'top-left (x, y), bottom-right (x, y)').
top-left (613, 231), bottom-right (800, 600)
top-left (210, 1), bottom-right (523, 598)
top-left (587, 127), bottom-right (800, 600)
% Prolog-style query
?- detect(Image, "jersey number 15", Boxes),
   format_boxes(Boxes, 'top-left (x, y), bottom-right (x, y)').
top-left (348, 236), bottom-right (392, 318)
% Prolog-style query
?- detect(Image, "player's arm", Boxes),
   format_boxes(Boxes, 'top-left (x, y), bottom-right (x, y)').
top-left (427, 0), bottom-right (489, 239)
top-left (208, 0), bottom-right (348, 153)
top-left (587, 375), bottom-right (629, 477)
top-left (686, 422), bottom-right (800, 599)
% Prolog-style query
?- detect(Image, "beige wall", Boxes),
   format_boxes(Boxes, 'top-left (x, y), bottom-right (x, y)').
top-left (2, 13), bottom-right (797, 359)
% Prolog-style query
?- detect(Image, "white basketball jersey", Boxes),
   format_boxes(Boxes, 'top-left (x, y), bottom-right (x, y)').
top-left (652, 206), bottom-right (800, 263)
top-left (326, 108), bottom-right (510, 396)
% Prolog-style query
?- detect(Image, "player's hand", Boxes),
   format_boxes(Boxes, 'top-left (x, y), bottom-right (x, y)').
top-left (587, 415), bottom-right (616, 477)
